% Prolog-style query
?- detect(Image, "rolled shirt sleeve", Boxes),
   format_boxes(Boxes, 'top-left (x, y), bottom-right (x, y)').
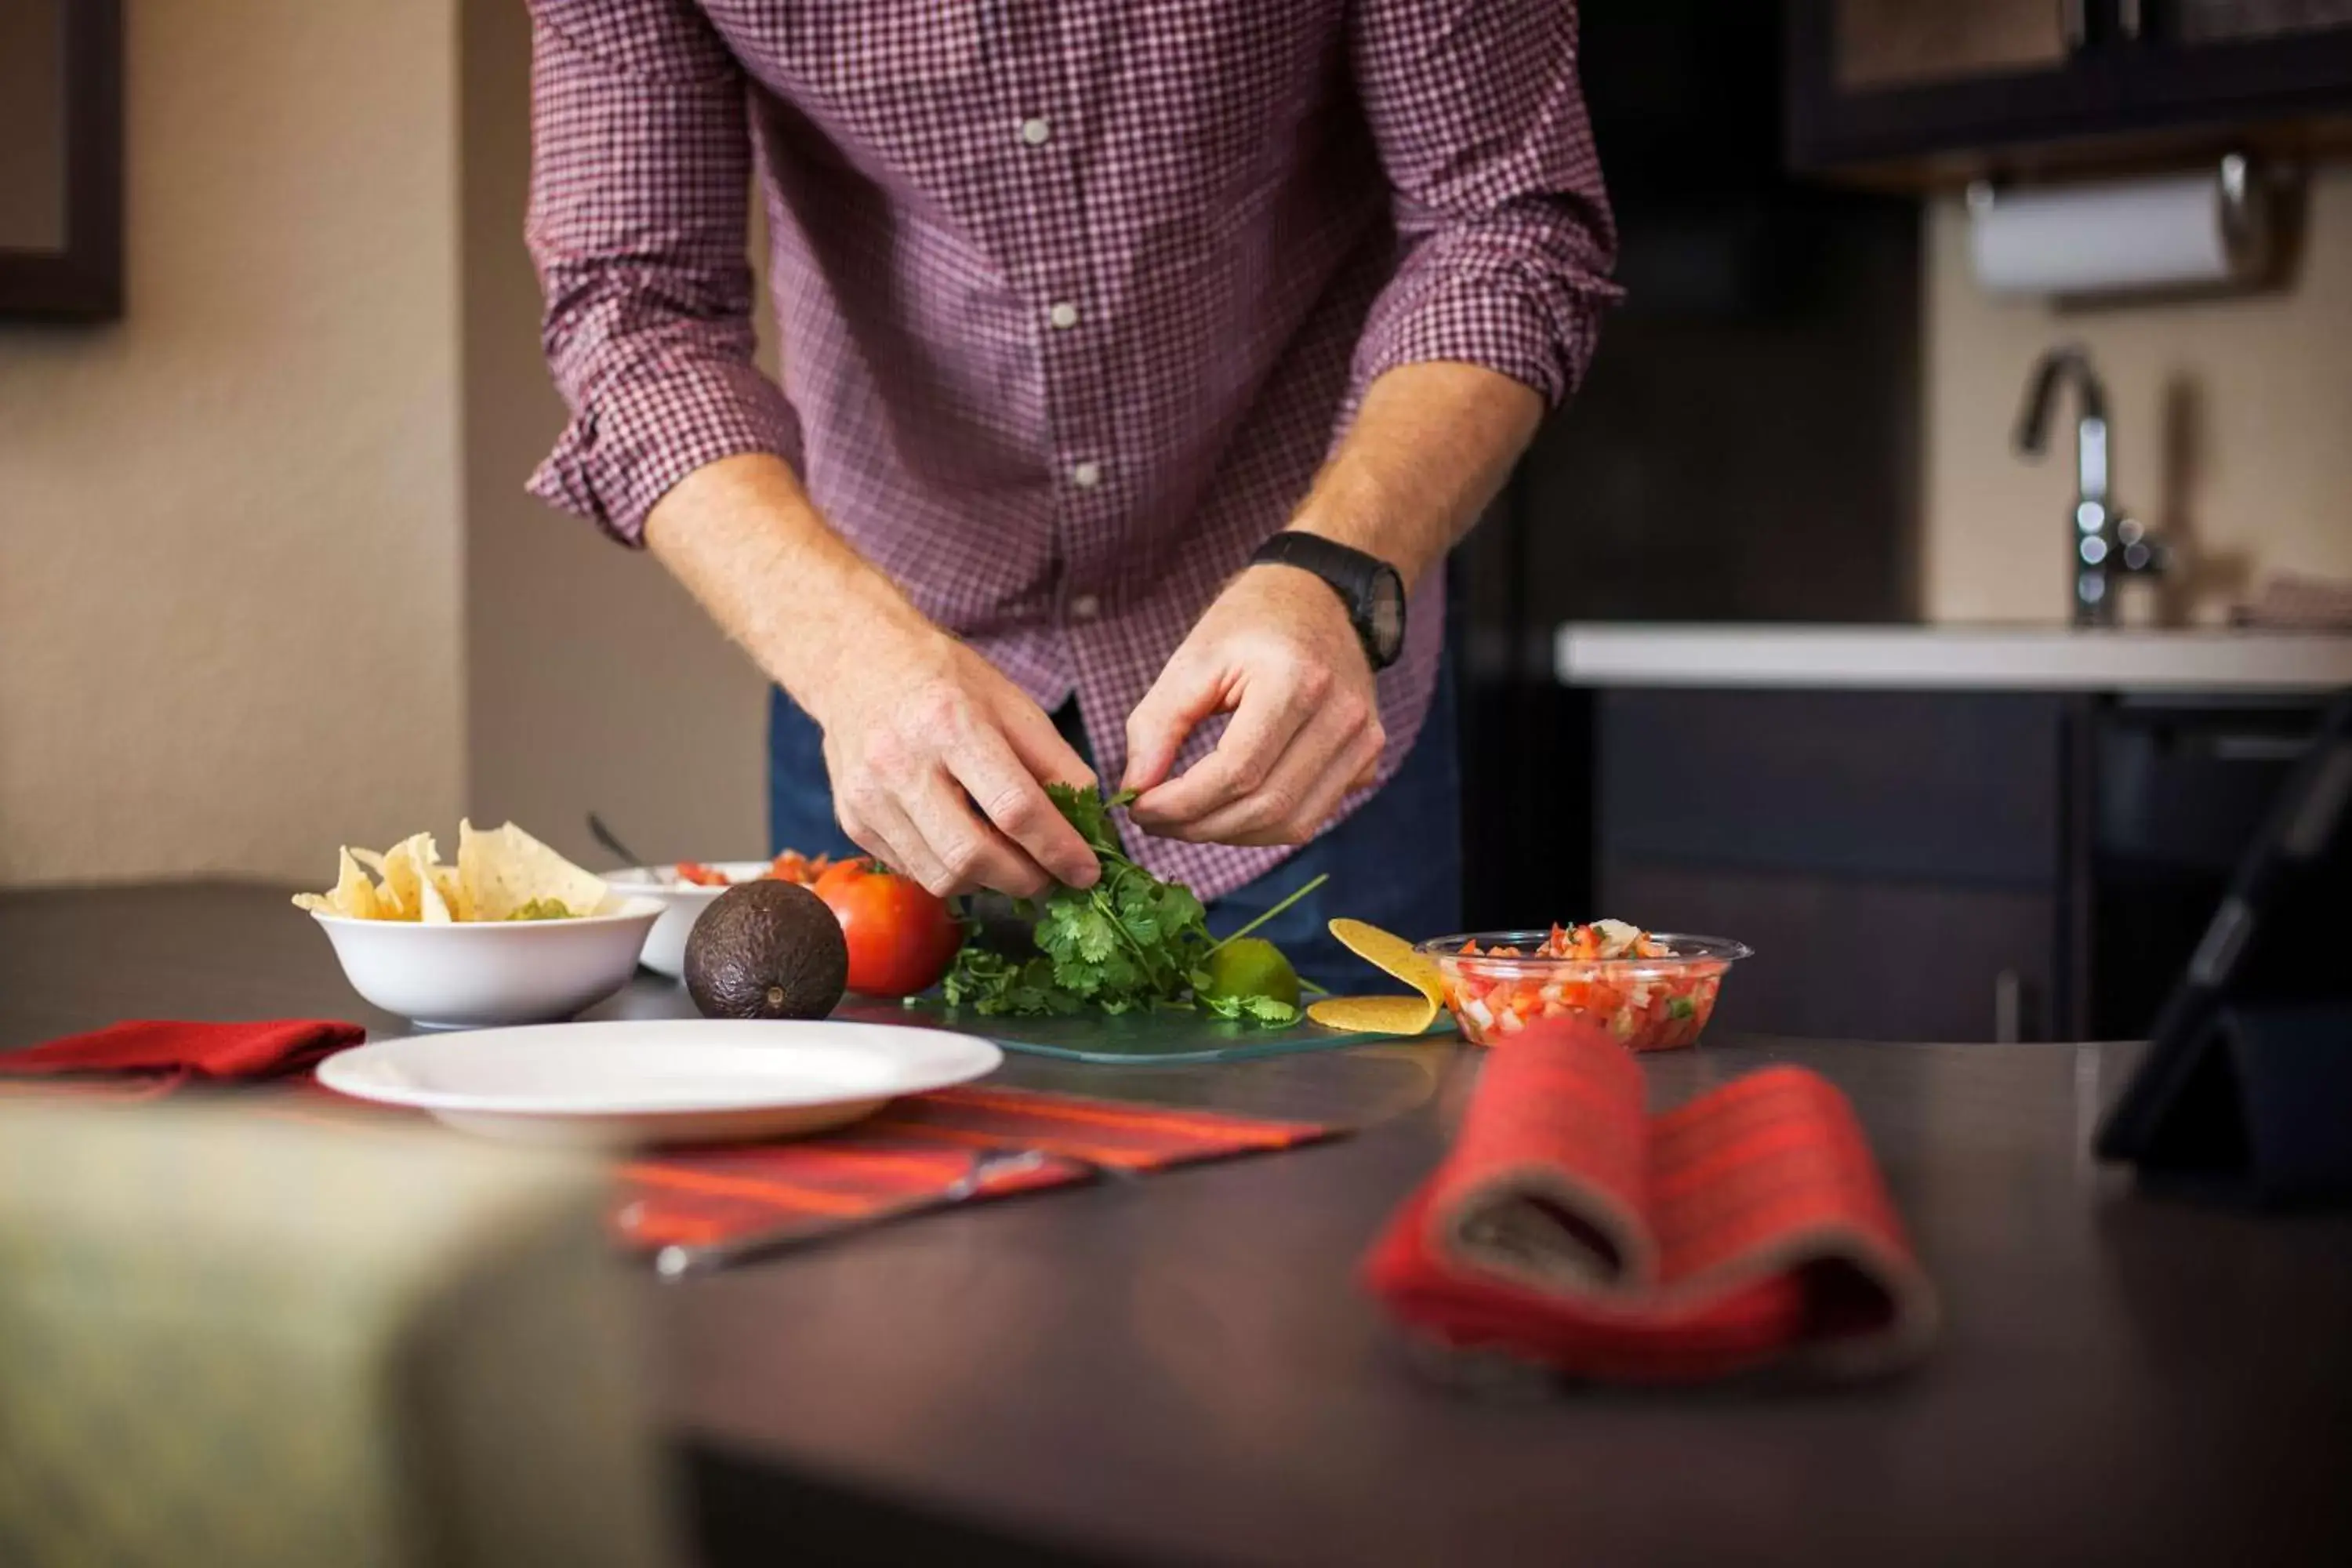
top-left (524, 0), bottom-right (800, 545)
top-left (1345, 0), bottom-right (1622, 411)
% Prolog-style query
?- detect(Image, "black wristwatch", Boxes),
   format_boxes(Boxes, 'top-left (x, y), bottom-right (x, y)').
top-left (1248, 532), bottom-right (1407, 670)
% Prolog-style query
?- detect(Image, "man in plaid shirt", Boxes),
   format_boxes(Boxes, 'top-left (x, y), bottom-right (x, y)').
top-left (524, 1), bottom-right (1616, 983)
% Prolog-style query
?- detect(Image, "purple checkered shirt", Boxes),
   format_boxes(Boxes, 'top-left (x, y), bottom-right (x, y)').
top-left (525, 0), bottom-right (1617, 899)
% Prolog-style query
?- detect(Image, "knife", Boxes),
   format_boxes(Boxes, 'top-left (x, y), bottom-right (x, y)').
top-left (631, 1147), bottom-right (1063, 1278)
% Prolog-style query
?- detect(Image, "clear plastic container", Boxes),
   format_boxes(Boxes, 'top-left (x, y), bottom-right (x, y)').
top-left (1415, 931), bottom-right (1751, 1051)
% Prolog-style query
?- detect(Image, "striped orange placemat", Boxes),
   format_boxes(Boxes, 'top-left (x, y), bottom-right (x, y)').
top-left (617, 1083), bottom-right (1342, 1253)
top-left (0, 1018), bottom-right (1345, 1258)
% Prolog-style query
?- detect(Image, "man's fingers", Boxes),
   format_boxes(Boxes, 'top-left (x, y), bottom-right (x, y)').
top-left (997, 698), bottom-right (1097, 796)
top-left (835, 790), bottom-right (946, 893)
top-left (1160, 699), bottom-right (1380, 846)
top-left (1128, 674), bottom-right (1315, 828)
top-left (902, 771), bottom-right (1055, 898)
top-left (1120, 656), bottom-right (1232, 796)
top-left (946, 724), bottom-right (1098, 891)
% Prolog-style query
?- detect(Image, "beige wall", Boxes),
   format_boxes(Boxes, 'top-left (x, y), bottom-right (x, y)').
top-left (1923, 163), bottom-right (2352, 625)
top-left (459, 0), bottom-right (769, 876)
top-left (0, 1), bottom-right (463, 885)
top-left (0, 0), bottom-right (770, 891)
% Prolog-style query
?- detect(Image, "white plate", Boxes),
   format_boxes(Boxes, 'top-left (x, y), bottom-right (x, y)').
top-left (316, 1019), bottom-right (1002, 1148)
top-left (605, 862), bottom-right (776, 979)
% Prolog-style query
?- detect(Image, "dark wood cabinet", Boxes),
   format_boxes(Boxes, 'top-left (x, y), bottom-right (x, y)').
top-left (1593, 690), bottom-right (2073, 1043)
top-left (1828, 1), bottom-right (2078, 93)
top-left (1787, 0), bottom-right (2352, 180)
top-left (1606, 860), bottom-right (2061, 1043)
top-left (1589, 687), bottom-right (2332, 1044)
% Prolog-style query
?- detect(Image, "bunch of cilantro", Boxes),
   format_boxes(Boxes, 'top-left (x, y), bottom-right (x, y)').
top-left (942, 785), bottom-right (1303, 1027)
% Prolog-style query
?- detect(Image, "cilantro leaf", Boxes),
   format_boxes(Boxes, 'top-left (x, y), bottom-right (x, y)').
top-left (940, 785), bottom-right (1301, 1025)
top-left (1200, 993), bottom-right (1301, 1027)
top-left (1043, 782), bottom-right (1134, 858)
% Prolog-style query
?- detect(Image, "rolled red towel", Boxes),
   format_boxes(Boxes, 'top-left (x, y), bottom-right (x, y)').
top-left (0, 1020), bottom-right (366, 1100)
top-left (1363, 1018), bottom-right (1938, 1383)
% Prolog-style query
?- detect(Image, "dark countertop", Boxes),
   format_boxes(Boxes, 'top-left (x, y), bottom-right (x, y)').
top-left (6, 883), bottom-right (2350, 1566)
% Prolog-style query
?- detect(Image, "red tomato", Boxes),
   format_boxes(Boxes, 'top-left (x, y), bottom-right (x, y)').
top-left (811, 858), bottom-right (866, 902)
top-left (813, 860), bottom-right (960, 997)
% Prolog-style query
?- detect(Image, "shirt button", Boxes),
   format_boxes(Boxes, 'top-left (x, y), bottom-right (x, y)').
top-left (1048, 301), bottom-right (1080, 330)
top-left (1069, 460), bottom-right (1102, 489)
top-left (1018, 117), bottom-right (1051, 147)
top-left (1069, 593), bottom-right (1102, 622)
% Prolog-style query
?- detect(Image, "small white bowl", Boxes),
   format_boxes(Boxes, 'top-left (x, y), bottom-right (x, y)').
top-left (605, 862), bottom-right (773, 980)
top-left (307, 897), bottom-right (662, 1029)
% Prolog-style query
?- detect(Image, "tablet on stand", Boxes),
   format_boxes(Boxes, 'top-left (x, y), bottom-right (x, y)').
top-left (2095, 691), bottom-right (2352, 1207)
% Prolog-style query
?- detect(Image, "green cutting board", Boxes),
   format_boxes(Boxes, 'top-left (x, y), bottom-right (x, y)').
top-left (832, 995), bottom-right (1448, 1065)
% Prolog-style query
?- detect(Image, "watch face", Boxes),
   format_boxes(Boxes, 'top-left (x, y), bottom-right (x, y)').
top-left (1367, 565), bottom-right (1406, 665)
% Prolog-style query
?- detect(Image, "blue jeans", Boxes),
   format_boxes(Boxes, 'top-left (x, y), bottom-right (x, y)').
top-left (768, 668), bottom-right (1462, 995)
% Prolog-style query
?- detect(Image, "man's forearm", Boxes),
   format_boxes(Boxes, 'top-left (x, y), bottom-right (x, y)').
top-left (1287, 361), bottom-right (1544, 590)
top-left (642, 452), bottom-right (935, 717)
top-left (646, 453), bottom-right (1099, 891)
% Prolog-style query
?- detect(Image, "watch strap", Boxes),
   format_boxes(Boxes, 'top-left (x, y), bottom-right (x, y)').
top-left (1247, 531), bottom-right (1404, 670)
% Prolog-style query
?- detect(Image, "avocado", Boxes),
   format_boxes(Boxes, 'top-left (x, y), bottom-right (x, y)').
top-left (684, 880), bottom-right (848, 1021)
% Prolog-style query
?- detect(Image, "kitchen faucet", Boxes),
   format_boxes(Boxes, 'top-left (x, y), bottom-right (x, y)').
top-left (2014, 346), bottom-right (2168, 626)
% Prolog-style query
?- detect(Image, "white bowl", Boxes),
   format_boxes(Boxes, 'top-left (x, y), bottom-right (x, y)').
top-left (605, 862), bottom-right (775, 980)
top-left (307, 897), bottom-right (662, 1028)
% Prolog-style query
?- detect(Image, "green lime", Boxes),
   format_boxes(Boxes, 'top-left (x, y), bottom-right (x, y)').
top-left (1199, 936), bottom-right (1301, 1010)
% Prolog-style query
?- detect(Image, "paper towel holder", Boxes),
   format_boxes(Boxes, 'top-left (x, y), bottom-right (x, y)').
top-left (1965, 154), bottom-right (2279, 304)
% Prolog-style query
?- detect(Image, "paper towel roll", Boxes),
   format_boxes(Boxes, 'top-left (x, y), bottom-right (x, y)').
top-left (1969, 167), bottom-right (2266, 299)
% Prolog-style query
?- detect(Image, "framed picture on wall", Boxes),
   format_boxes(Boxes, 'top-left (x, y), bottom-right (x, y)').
top-left (0, 0), bottom-right (123, 321)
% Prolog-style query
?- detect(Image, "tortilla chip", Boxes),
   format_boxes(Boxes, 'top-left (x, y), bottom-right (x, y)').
top-left (292, 847), bottom-right (385, 919)
top-left (418, 861), bottom-right (455, 924)
top-left (370, 833), bottom-right (438, 921)
top-left (1327, 918), bottom-right (1445, 1005)
top-left (428, 864), bottom-right (471, 923)
top-left (296, 822), bottom-right (605, 924)
top-left (458, 818), bottom-right (606, 922)
top-left (1308, 995), bottom-right (1440, 1035)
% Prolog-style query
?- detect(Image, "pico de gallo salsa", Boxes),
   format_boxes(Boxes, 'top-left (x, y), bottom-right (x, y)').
top-left (1425, 920), bottom-right (1728, 1052)
top-left (673, 851), bottom-right (834, 888)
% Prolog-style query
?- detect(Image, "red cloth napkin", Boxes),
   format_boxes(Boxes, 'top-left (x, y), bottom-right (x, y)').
top-left (0, 1019), bottom-right (365, 1100)
top-left (1363, 1019), bottom-right (1938, 1383)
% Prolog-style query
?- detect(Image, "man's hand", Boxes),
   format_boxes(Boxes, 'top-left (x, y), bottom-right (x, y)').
top-left (1122, 566), bottom-right (1384, 846)
top-left (644, 453), bottom-right (1098, 898)
top-left (1119, 363), bottom-right (1544, 849)
top-left (810, 629), bottom-right (1101, 898)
